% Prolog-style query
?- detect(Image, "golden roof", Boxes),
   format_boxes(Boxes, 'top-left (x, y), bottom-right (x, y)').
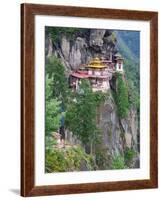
top-left (87, 57), bottom-right (106, 69)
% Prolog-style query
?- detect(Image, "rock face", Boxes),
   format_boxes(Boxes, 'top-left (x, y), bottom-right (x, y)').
top-left (89, 29), bottom-right (106, 49)
top-left (69, 37), bottom-right (87, 69)
top-left (61, 36), bottom-right (70, 61)
top-left (45, 29), bottom-right (140, 169)
top-left (46, 29), bottom-right (117, 71)
top-left (45, 37), bottom-right (53, 58)
top-left (97, 94), bottom-right (139, 168)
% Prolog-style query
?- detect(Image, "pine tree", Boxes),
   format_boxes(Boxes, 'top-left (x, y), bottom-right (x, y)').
top-left (65, 80), bottom-right (99, 148)
top-left (46, 56), bottom-right (69, 107)
top-left (115, 73), bottom-right (129, 118)
top-left (45, 75), bottom-right (62, 135)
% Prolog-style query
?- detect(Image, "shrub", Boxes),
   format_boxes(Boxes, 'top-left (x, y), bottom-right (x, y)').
top-left (95, 149), bottom-right (111, 170)
top-left (124, 147), bottom-right (136, 165)
top-left (111, 153), bottom-right (126, 169)
top-left (45, 146), bottom-right (96, 173)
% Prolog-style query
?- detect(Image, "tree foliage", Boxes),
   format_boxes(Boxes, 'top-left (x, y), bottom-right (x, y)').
top-left (65, 80), bottom-right (99, 145)
top-left (46, 56), bottom-right (69, 107)
top-left (116, 30), bottom-right (140, 111)
top-left (124, 59), bottom-right (140, 110)
top-left (124, 147), bottom-right (137, 166)
top-left (45, 75), bottom-right (62, 135)
top-left (114, 73), bottom-right (129, 118)
top-left (45, 146), bottom-right (96, 173)
top-left (111, 153), bottom-right (126, 169)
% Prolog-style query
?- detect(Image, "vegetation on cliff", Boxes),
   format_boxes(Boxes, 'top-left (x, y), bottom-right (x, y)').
top-left (116, 31), bottom-right (140, 111)
top-left (46, 146), bottom-right (96, 173)
top-left (45, 28), bottom-right (140, 172)
top-left (65, 80), bottom-right (108, 155)
top-left (45, 57), bottom-right (102, 172)
top-left (114, 73), bottom-right (129, 118)
top-left (45, 75), bottom-right (62, 135)
top-left (46, 27), bottom-right (87, 42)
top-left (65, 80), bottom-right (98, 145)
top-left (46, 56), bottom-right (70, 107)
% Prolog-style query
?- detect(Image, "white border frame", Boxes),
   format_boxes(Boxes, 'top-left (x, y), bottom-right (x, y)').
top-left (35, 15), bottom-right (150, 186)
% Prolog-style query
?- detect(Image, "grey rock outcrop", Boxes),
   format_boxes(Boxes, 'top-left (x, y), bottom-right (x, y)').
top-left (61, 36), bottom-right (70, 61)
top-left (46, 29), bottom-right (117, 71)
top-left (97, 94), bottom-right (139, 168)
top-left (45, 29), bottom-right (140, 169)
top-left (89, 29), bottom-right (106, 49)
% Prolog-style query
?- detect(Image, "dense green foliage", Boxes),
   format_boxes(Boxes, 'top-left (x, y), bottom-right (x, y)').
top-left (124, 147), bottom-right (136, 166)
top-left (45, 57), bottom-right (102, 172)
top-left (46, 146), bottom-right (96, 173)
top-left (45, 57), bottom-right (67, 161)
top-left (93, 91), bottom-right (110, 106)
top-left (65, 80), bottom-right (101, 146)
top-left (45, 75), bottom-right (62, 135)
top-left (46, 56), bottom-right (70, 107)
top-left (114, 73), bottom-right (129, 118)
top-left (115, 31), bottom-right (140, 111)
top-left (111, 148), bottom-right (137, 169)
top-left (124, 59), bottom-right (140, 110)
top-left (111, 153), bottom-right (126, 169)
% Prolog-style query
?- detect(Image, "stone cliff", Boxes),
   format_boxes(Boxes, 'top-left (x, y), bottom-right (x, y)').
top-left (45, 29), bottom-right (140, 169)
top-left (46, 29), bottom-right (116, 71)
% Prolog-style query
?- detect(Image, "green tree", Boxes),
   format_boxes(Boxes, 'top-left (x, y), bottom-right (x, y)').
top-left (115, 73), bottom-right (129, 118)
top-left (45, 75), bottom-right (62, 135)
top-left (46, 56), bottom-right (69, 107)
top-left (127, 79), bottom-right (140, 110)
top-left (65, 80), bottom-right (100, 153)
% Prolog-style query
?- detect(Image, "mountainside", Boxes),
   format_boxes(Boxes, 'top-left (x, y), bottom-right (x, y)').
top-left (116, 31), bottom-right (140, 60)
top-left (45, 27), bottom-right (140, 171)
top-left (45, 28), bottom-right (116, 72)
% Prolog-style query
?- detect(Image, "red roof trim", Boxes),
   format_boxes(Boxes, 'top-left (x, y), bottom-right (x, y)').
top-left (71, 72), bottom-right (89, 79)
top-left (70, 71), bottom-right (110, 79)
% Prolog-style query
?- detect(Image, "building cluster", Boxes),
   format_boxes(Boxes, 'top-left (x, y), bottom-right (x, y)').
top-left (69, 53), bottom-right (124, 92)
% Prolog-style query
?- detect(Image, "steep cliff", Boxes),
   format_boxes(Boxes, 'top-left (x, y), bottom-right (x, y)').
top-left (45, 29), bottom-right (116, 72)
top-left (45, 28), bottom-right (140, 169)
top-left (96, 93), bottom-right (139, 169)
